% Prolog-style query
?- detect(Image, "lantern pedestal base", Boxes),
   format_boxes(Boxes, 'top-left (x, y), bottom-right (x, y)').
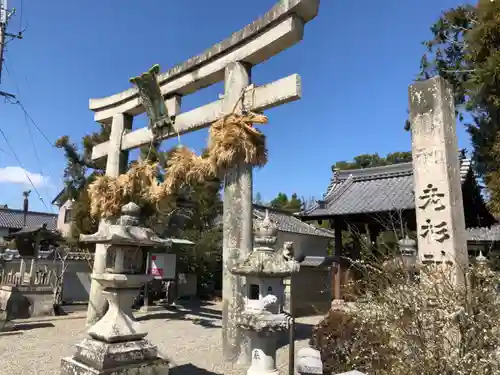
top-left (61, 355), bottom-right (169, 375)
top-left (247, 332), bottom-right (279, 375)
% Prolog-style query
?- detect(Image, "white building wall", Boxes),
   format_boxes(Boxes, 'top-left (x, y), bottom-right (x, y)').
top-left (56, 199), bottom-right (73, 238)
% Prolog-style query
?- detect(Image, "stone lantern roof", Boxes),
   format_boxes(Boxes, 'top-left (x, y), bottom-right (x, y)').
top-left (230, 210), bottom-right (299, 278)
top-left (79, 202), bottom-right (172, 248)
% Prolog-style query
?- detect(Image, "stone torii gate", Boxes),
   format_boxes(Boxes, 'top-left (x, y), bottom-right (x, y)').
top-left (85, 0), bottom-right (320, 363)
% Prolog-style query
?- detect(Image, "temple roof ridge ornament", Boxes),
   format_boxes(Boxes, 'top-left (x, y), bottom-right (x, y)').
top-left (476, 249), bottom-right (488, 265)
top-left (129, 64), bottom-right (176, 138)
top-left (254, 209), bottom-right (278, 248)
top-left (231, 212), bottom-right (299, 277)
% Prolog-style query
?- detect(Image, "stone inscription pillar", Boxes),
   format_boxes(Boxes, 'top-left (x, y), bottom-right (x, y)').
top-left (222, 61), bottom-right (253, 364)
top-left (408, 76), bottom-right (468, 283)
top-left (86, 113), bottom-right (133, 326)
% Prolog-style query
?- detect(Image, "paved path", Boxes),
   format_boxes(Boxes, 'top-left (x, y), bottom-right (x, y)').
top-left (0, 302), bottom-right (323, 375)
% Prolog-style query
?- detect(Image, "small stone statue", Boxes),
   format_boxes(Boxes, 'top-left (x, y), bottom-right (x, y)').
top-left (262, 293), bottom-right (278, 314)
top-left (283, 241), bottom-right (294, 261)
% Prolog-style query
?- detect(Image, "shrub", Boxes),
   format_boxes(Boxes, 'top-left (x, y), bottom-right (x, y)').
top-left (310, 308), bottom-right (395, 374)
top-left (311, 260), bottom-right (500, 375)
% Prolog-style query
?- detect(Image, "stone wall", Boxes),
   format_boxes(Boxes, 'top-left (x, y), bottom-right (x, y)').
top-left (285, 266), bottom-right (332, 317)
top-left (278, 232), bottom-right (331, 317)
top-left (276, 232), bottom-right (330, 259)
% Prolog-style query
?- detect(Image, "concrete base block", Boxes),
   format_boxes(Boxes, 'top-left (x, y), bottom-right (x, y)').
top-left (75, 338), bottom-right (158, 369)
top-left (61, 356), bottom-right (169, 375)
top-left (0, 284), bottom-right (54, 319)
top-left (61, 336), bottom-right (169, 375)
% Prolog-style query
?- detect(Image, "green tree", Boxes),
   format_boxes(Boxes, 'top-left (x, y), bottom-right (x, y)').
top-left (414, 2), bottom-right (500, 211)
top-left (333, 152), bottom-right (412, 171)
top-left (270, 192), bottom-right (289, 209)
top-left (385, 152), bottom-right (412, 165)
top-left (269, 192), bottom-right (302, 212)
top-left (286, 193), bottom-right (302, 212)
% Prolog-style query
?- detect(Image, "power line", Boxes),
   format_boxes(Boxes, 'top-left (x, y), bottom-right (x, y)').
top-left (3, 60), bottom-right (54, 148)
top-left (2, 60), bottom-right (56, 212)
top-left (16, 100), bottom-right (54, 148)
top-left (0, 125), bottom-right (50, 211)
top-left (22, 109), bottom-right (55, 213)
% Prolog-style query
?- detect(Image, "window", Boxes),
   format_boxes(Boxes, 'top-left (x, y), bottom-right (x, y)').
top-left (64, 209), bottom-right (72, 224)
top-left (249, 284), bottom-right (260, 300)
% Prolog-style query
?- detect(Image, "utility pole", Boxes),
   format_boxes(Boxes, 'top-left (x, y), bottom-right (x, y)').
top-left (0, 0), bottom-right (22, 99)
top-left (0, 0), bottom-right (10, 85)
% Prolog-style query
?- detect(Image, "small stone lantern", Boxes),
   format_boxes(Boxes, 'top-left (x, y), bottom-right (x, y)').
top-left (230, 210), bottom-right (300, 375)
top-left (398, 235), bottom-right (418, 275)
top-left (61, 202), bottom-right (171, 375)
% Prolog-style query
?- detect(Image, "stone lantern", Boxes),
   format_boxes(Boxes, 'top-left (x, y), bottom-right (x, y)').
top-left (230, 210), bottom-right (300, 375)
top-left (61, 202), bottom-right (171, 375)
top-left (476, 250), bottom-right (488, 266)
top-left (398, 235), bottom-right (418, 272)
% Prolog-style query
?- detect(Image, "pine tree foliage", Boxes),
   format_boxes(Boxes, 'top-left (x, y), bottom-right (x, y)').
top-left (55, 125), bottom-right (111, 244)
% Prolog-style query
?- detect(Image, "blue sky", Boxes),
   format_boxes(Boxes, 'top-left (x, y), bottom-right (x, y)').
top-left (0, 0), bottom-right (473, 213)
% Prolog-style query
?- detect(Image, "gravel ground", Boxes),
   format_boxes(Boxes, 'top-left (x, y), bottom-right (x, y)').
top-left (0, 301), bottom-right (324, 375)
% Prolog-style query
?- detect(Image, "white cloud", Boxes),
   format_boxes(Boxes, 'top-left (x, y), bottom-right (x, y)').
top-left (0, 166), bottom-right (50, 187)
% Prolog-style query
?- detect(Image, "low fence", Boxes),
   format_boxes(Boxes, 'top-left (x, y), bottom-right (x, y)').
top-left (2, 257), bottom-right (199, 304)
top-left (0, 263), bottom-right (54, 286)
top-left (1, 257), bottom-right (91, 303)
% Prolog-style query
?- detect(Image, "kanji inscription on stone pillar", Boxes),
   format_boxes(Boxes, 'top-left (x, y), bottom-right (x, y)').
top-left (409, 76), bottom-right (468, 283)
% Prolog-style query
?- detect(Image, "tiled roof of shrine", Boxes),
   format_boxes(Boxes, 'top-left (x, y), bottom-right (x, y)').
top-left (301, 158), bottom-right (472, 218)
top-left (253, 205), bottom-right (334, 238)
top-left (467, 225), bottom-right (500, 242)
top-left (299, 256), bottom-right (336, 267)
top-left (0, 208), bottom-right (57, 231)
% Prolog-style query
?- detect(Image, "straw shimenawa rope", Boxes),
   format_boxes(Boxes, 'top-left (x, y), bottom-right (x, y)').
top-left (87, 162), bottom-right (160, 219)
top-left (87, 111), bottom-right (269, 219)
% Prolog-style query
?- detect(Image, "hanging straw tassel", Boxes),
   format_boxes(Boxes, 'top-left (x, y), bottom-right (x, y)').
top-left (208, 112), bottom-right (269, 173)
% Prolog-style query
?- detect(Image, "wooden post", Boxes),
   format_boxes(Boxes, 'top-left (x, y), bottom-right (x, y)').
top-left (19, 259), bottom-right (26, 284)
top-left (143, 250), bottom-right (150, 312)
top-left (28, 231), bottom-right (42, 285)
top-left (222, 61), bottom-right (253, 365)
top-left (333, 219), bottom-right (342, 301)
top-left (288, 272), bottom-right (295, 375)
top-left (86, 113), bottom-right (133, 326)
